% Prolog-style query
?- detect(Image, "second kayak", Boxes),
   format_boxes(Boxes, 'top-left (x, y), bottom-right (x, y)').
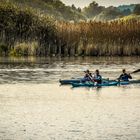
top-left (72, 81), bottom-right (118, 88)
top-left (71, 80), bottom-right (140, 88)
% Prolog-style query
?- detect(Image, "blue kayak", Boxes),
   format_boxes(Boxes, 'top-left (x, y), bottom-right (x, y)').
top-left (118, 80), bottom-right (140, 85)
top-left (59, 78), bottom-right (114, 85)
top-left (72, 81), bottom-right (118, 88)
top-left (59, 79), bottom-right (81, 85)
top-left (71, 80), bottom-right (140, 88)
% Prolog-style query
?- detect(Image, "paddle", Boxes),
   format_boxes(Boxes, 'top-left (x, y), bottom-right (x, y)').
top-left (84, 71), bottom-right (109, 84)
top-left (130, 69), bottom-right (140, 74)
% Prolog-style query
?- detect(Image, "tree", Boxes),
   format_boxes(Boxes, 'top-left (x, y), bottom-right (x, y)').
top-left (71, 4), bottom-right (76, 10)
top-left (133, 4), bottom-right (140, 15)
top-left (77, 7), bottom-right (81, 13)
top-left (83, 1), bottom-right (105, 18)
top-left (122, 9), bottom-right (131, 16)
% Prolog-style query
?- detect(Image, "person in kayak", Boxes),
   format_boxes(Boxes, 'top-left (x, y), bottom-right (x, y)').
top-left (93, 69), bottom-right (102, 84)
top-left (118, 69), bottom-right (132, 81)
top-left (81, 69), bottom-right (92, 82)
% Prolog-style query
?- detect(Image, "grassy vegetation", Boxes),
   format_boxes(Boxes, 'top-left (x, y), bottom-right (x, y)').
top-left (56, 20), bottom-right (140, 56)
top-left (0, 1), bottom-right (57, 56)
top-left (10, 42), bottom-right (39, 56)
top-left (0, 1), bottom-right (140, 56)
top-left (119, 14), bottom-right (140, 21)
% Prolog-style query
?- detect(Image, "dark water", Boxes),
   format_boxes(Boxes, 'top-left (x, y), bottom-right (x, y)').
top-left (0, 56), bottom-right (140, 84)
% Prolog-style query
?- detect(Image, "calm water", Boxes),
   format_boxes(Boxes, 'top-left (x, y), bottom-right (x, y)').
top-left (0, 57), bottom-right (140, 140)
top-left (0, 56), bottom-right (140, 84)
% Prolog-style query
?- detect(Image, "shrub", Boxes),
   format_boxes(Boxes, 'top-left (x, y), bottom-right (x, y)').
top-left (10, 42), bottom-right (39, 56)
top-left (0, 43), bottom-right (8, 56)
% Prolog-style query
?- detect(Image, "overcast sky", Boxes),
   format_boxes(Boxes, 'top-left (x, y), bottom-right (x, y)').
top-left (61, 0), bottom-right (140, 8)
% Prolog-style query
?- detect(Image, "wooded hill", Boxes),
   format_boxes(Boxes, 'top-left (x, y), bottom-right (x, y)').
top-left (3, 0), bottom-right (86, 21)
top-left (3, 0), bottom-right (140, 21)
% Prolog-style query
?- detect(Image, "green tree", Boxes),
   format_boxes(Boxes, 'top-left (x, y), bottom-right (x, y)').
top-left (133, 4), bottom-right (140, 15)
top-left (83, 1), bottom-right (105, 18)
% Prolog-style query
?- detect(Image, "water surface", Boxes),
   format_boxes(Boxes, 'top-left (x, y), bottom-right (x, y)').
top-left (0, 56), bottom-right (140, 84)
top-left (0, 57), bottom-right (140, 140)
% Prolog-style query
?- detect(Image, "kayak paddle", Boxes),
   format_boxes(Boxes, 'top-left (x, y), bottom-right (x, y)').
top-left (130, 69), bottom-right (140, 74)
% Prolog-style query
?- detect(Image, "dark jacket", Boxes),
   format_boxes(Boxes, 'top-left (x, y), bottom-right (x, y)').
top-left (94, 74), bottom-right (102, 84)
top-left (119, 73), bottom-right (132, 81)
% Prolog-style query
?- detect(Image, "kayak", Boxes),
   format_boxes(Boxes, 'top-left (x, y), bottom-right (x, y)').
top-left (119, 80), bottom-right (140, 85)
top-left (59, 79), bottom-right (81, 85)
top-left (72, 81), bottom-right (118, 88)
top-left (71, 80), bottom-right (140, 88)
top-left (59, 78), bottom-right (113, 85)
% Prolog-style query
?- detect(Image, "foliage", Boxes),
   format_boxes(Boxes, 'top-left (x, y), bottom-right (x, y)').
top-left (0, 1), bottom-right (57, 56)
top-left (119, 14), bottom-right (140, 21)
top-left (121, 9), bottom-right (131, 16)
top-left (133, 4), bottom-right (140, 15)
top-left (0, 43), bottom-right (8, 56)
top-left (94, 7), bottom-right (123, 21)
top-left (0, 1), bottom-right (140, 57)
top-left (118, 4), bottom-right (135, 12)
top-left (55, 20), bottom-right (140, 56)
top-left (7, 0), bottom-right (86, 21)
top-left (10, 42), bottom-right (39, 56)
top-left (83, 1), bottom-right (105, 18)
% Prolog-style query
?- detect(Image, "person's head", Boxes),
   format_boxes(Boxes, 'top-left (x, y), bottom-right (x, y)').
top-left (122, 69), bottom-right (126, 73)
top-left (85, 69), bottom-right (90, 73)
top-left (95, 69), bottom-right (99, 75)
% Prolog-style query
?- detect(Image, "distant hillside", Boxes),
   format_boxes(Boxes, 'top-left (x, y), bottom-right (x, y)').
top-left (117, 4), bottom-right (135, 12)
top-left (90, 3), bottom-right (140, 22)
top-left (4, 0), bottom-right (86, 21)
top-left (93, 7), bottom-right (123, 21)
top-left (1, 0), bottom-right (139, 22)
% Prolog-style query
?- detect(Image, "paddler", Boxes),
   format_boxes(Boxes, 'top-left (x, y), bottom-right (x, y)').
top-left (118, 69), bottom-right (132, 81)
top-left (93, 69), bottom-right (102, 84)
top-left (81, 69), bottom-right (92, 82)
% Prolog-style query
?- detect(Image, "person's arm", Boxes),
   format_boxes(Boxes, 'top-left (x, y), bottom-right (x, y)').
top-left (128, 74), bottom-right (132, 79)
top-left (118, 74), bottom-right (122, 80)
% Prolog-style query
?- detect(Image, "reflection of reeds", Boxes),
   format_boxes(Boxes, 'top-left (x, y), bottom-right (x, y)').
top-left (0, 1), bottom-right (140, 56)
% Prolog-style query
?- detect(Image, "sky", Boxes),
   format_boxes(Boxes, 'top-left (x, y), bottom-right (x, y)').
top-left (61, 0), bottom-right (140, 8)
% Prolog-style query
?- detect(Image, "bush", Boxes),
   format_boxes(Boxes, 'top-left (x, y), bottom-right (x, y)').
top-left (0, 43), bottom-right (8, 56)
top-left (10, 42), bottom-right (39, 56)
top-left (133, 4), bottom-right (140, 15)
